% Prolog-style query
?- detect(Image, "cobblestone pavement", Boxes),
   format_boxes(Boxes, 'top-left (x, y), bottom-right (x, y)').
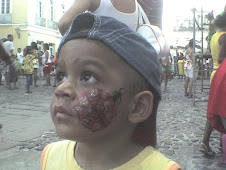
top-left (0, 76), bottom-right (225, 169)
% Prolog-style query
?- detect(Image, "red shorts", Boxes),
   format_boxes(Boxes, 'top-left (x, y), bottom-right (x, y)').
top-left (43, 63), bottom-right (52, 74)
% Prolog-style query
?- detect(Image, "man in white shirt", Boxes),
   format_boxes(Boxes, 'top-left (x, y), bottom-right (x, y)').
top-left (3, 34), bottom-right (14, 56)
top-left (3, 34), bottom-right (15, 89)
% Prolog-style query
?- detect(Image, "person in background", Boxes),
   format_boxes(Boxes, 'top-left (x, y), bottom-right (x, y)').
top-left (42, 43), bottom-right (51, 86)
top-left (31, 42), bottom-right (39, 87)
top-left (160, 52), bottom-right (171, 92)
top-left (206, 58), bottom-right (226, 164)
top-left (2, 34), bottom-right (14, 89)
top-left (16, 48), bottom-right (24, 77)
top-left (33, 53), bottom-right (39, 87)
top-left (9, 55), bottom-right (19, 89)
top-left (201, 10), bottom-right (226, 156)
top-left (23, 46), bottom-right (35, 93)
top-left (184, 39), bottom-right (194, 98)
top-left (38, 51), bottom-right (44, 79)
top-left (0, 43), bottom-right (14, 129)
top-left (50, 55), bottom-right (56, 87)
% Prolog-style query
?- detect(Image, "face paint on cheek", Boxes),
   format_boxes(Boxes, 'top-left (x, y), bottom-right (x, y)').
top-left (72, 89), bottom-right (117, 132)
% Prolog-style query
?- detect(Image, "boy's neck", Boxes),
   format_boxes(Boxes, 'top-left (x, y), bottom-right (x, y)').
top-left (74, 130), bottom-right (145, 170)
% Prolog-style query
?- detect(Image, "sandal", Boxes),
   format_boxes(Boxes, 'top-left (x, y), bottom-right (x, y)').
top-left (200, 143), bottom-right (215, 155)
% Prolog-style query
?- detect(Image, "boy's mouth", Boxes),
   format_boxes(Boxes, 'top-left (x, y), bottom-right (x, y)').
top-left (54, 105), bottom-right (73, 119)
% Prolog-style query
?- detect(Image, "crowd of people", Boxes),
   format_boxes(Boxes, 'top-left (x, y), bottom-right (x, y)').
top-left (0, 35), bottom-right (57, 93)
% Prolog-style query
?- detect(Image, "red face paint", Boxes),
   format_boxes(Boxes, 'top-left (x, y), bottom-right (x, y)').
top-left (72, 89), bottom-right (117, 132)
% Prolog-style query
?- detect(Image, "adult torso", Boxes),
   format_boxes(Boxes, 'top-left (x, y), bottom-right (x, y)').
top-left (210, 31), bottom-right (226, 70)
top-left (3, 41), bottom-right (14, 56)
top-left (93, 0), bottom-right (138, 31)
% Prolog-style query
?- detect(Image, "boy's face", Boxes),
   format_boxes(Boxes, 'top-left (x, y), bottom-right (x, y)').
top-left (50, 39), bottom-right (135, 142)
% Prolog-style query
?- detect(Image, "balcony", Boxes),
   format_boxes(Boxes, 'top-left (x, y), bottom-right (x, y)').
top-left (47, 20), bottom-right (58, 30)
top-left (35, 17), bottom-right (46, 27)
top-left (0, 13), bottom-right (12, 24)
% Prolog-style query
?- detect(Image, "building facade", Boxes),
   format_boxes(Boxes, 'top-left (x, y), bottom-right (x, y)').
top-left (0, 0), bottom-right (66, 56)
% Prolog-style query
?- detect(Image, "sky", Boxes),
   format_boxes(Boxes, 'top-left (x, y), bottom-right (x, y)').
top-left (162, 0), bottom-right (226, 46)
top-left (63, 0), bottom-right (225, 47)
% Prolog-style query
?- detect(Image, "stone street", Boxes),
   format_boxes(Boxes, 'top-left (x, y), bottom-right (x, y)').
top-left (0, 76), bottom-right (225, 170)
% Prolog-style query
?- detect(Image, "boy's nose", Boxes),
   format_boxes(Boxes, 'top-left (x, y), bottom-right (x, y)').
top-left (54, 81), bottom-right (76, 100)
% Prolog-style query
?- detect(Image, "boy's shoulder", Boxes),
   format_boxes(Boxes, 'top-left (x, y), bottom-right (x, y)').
top-left (41, 140), bottom-right (76, 170)
top-left (122, 147), bottom-right (181, 170)
top-left (41, 141), bottom-right (181, 170)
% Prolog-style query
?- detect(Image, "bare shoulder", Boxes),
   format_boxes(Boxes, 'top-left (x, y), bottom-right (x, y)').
top-left (90, 0), bottom-right (100, 11)
top-left (219, 33), bottom-right (226, 45)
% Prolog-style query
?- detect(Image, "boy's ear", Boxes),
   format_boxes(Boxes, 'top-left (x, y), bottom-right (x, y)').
top-left (128, 91), bottom-right (154, 123)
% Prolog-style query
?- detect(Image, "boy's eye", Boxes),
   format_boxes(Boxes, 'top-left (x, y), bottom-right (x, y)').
top-left (81, 72), bottom-right (98, 83)
top-left (56, 72), bottom-right (66, 83)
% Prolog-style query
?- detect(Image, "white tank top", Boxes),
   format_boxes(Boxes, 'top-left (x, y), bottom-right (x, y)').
top-left (42, 50), bottom-right (51, 64)
top-left (93, 0), bottom-right (138, 31)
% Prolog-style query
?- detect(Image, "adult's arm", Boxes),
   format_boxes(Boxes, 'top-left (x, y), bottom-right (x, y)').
top-left (218, 34), bottom-right (226, 64)
top-left (58, 0), bottom-right (99, 35)
top-left (0, 44), bottom-right (11, 65)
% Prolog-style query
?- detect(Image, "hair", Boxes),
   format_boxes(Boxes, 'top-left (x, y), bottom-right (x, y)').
top-left (43, 43), bottom-right (49, 50)
top-left (26, 46), bottom-right (33, 55)
top-left (188, 39), bottom-right (193, 47)
top-left (31, 42), bottom-right (38, 50)
top-left (7, 34), bottom-right (13, 39)
top-left (214, 12), bottom-right (226, 29)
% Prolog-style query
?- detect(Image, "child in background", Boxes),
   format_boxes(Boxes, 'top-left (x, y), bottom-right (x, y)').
top-left (31, 42), bottom-right (39, 87)
top-left (23, 46), bottom-right (35, 93)
top-left (33, 54), bottom-right (39, 87)
top-left (41, 13), bottom-right (181, 170)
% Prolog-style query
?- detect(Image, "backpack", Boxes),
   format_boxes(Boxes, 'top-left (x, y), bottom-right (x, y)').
top-left (136, 3), bottom-right (169, 60)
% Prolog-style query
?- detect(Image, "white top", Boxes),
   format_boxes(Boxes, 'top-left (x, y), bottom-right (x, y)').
top-left (16, 52), bottom-right (24, 63)
top-left (93, 0), bottom-right (138, 31)
top-left (3, 41), bottom-right (14, 56)
top-left (42, 50), bottom-right (51, 64)
top-left (170, 49), bottom-right (176, 64)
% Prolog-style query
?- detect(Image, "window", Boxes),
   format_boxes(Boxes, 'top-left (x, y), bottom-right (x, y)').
top-left (38, 1), bottom-right (42, 17)
top-left (61, 4), bottom-right (65, 14)
top-left (49, 45), bottom-right (53, 56)
top-left (50, 0), bottom-right (53, 21)
top-left (1, 0), bottom-right (10, 14)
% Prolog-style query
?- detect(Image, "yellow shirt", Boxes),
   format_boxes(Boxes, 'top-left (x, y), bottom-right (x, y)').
top-left (41, 140), bottom-right (181, 170)
top-left (23, 54), bottom-right (35, 74)
top-left (210, 31), bottom-right (226, 82)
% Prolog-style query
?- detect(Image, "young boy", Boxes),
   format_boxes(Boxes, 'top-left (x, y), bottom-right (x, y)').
top-left (41, 13), bottom-right (181, 170)
top-left (23, 46), bottom-right (35, 93)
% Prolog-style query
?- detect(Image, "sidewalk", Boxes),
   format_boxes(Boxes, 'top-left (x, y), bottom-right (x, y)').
top-left (0, 77), bottom-right (226, 169)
